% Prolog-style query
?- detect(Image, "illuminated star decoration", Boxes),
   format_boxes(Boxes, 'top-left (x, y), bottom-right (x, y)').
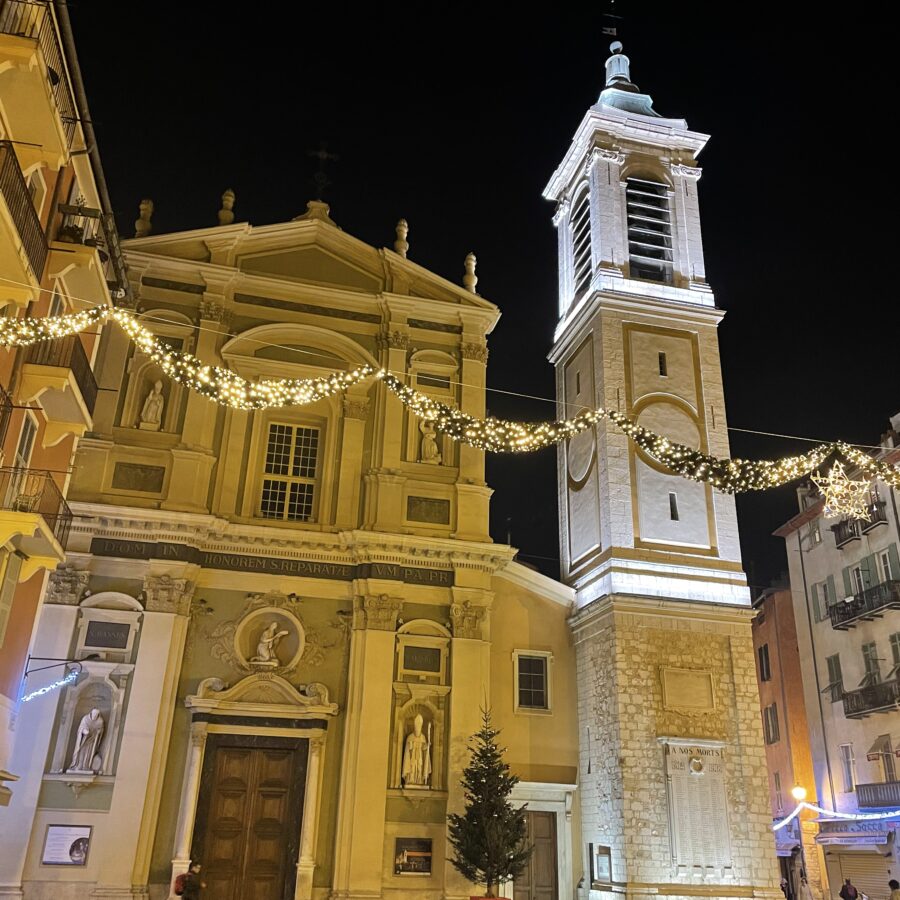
top-left (811, 461), bottom-right (872, 520)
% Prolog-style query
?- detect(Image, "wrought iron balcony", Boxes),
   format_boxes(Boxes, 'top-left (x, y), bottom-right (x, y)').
top-left (857, 780), bottom-right (900, 809)
top-left (53, 204), bottom-right (126, 296)
top-left (842, 678), bottom-right (900, 719)
top-left (832, 518), bottom-right (863, 549)
top-left (0, 139), bottom-right (47, 279)
top-left (0, 0), bottom-right (77, 148)
top-left (829, 579), bottom-right (900, 630)
top-left (23, 334), bottom-right (97, 416)
top-left (862, 500), bottom-right (888, 532)
top-left (0, 466), bottom-right (71, 548)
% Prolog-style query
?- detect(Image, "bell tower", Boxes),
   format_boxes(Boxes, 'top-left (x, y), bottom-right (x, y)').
top-left (547, 43), bottom-right (780, 898)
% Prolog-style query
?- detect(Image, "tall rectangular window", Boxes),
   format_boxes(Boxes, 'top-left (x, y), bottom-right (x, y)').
top-left (862, 642), bottom-right (881, 686)
top-left (889, 633), bottom-right (900, 677)
top-left (757, 644), bottom-right (771, 682)
top-left (773, 771), bottom-right (783, 812)
top-left (764, 703), bottom-right (780, 744)
top-left (658, 351), bottom-right (668, 376)
top-left (0, 550), bottom-right (24, 648)
top-left (259, 423), bottom-right (320, 522)
top-left (570, 190), bottom-right (592, 300)
top-left (826, 653), bottom-right (843, 702)
top-left (15, 415), bottom-right (37, 469)
top-left (626, 177), bottom-right (673, 284)
top-left (516, 653), bottom-right (550, 711)
top-left (839, 743), bottom-right (856, 792)
top-left (881, 549), bottom-right (894, 582)
top-left (669, 492), bottom-right (679, 521)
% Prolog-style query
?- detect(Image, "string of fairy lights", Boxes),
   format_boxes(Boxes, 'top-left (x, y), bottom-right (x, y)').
top-left (1, 304), bottom-right (897, 518)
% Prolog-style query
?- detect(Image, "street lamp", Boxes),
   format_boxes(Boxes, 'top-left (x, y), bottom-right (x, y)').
top-left (791, 785), bottom-right (808, 802)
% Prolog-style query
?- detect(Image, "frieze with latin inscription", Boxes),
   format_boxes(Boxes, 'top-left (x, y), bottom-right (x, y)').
top-left (89, 538), bottom-right (453, 586)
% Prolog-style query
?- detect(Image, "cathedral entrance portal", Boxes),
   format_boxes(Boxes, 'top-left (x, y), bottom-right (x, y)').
top-left (192, 734), bottom-right (307, 900)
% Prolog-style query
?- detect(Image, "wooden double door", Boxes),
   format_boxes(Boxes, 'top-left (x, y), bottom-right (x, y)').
top-left (513, 811), bottom-right (558, 900)
top-left (193, 735), bottom-right (308, 900)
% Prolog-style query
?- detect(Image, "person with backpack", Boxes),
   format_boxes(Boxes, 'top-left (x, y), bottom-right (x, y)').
top-left (174, 862), bottom-right (205, 898)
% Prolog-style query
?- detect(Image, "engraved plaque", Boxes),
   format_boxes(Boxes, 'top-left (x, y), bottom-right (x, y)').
top-left (661, 668), bottom-right (715, 711)
top-left (84, 620), bottom-right (129, 649)
top-left (111, 463), bottom-right (166, 493)
top-left (403, 646), bottom-right (441, 673)
top-left (406, 496), bottom-right (450, 524)
top-left (665, 743), bottom-right (732, 872)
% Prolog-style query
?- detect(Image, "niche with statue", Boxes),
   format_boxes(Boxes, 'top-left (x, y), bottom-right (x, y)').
top-left (389, 620), bottom-right (450, 792)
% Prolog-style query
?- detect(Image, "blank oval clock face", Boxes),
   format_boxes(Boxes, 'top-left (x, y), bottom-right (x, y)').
top-left (567, 428), bottom-right (595, 485)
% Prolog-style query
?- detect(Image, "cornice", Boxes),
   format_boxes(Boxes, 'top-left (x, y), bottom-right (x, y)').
top-left (68, 504), bottom-right (517, 574)
top-left (495, 561), bottom-right (575, 609)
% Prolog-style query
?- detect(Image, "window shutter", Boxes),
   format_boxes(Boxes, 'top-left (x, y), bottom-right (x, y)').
top-left (861, 554), bottom-right (877, 589)
top-left (810, 584), bottom-right (822, 621)
top-left (841, 568), bottom-right (852, 598)
top-left (827, 575), bottom-right (837, 607)
top-left (889, 544), bottom-right (900, 582)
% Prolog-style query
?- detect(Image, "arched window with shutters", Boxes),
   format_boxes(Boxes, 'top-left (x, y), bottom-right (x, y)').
top-left (625, 176), bottom-right (673, 283)
top-left (569, 187), bottom-right (592, 301)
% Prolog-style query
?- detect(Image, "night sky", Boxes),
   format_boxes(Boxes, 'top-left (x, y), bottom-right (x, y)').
top-left (68, 5), bottom-right (897, 591)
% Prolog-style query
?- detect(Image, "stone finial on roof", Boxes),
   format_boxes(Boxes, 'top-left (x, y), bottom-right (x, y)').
top-left (394, 219), bottom-right (409, 258)
top-left (218, 188), bottom-right (235, 226)
top-left (135, 198), bottom-right (153, 238)
top-left (293, 200), bottom-right (337, 226)
top-left (463, 252), bottom-right (478, 293)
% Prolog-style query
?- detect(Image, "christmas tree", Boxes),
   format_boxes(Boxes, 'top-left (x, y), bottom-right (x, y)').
top-left (447, 709), bottom-right (532, 897)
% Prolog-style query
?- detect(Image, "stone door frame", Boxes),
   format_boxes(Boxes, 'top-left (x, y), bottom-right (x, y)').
top-left (168, 675), bottom-right (338, 900)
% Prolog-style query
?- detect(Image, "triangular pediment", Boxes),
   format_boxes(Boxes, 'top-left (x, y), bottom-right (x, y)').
top-left (238, 244), bottom-right (382, 292)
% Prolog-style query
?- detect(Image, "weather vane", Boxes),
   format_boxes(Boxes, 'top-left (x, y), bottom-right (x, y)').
top-left (308, 142), bottom-right (339, 200)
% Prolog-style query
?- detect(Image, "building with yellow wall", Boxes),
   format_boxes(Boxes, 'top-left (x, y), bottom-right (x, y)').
top-left (0, 0), bottom-right (123, 808)
top-left (0, 194), bottom-right (581, 900)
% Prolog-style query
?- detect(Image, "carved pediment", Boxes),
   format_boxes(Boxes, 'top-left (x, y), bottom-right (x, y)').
top-left (187, 674), bottom-right (338, 718)
top-left (238, 246), bottom-right (382, 292)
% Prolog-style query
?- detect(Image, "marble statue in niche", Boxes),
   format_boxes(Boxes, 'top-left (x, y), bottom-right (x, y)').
top-left (67, 708), bottom-right (105, 773)
top-left (418, 420), bottom-right (442, 465)
top-left (250, 621), bottom-right (289, 667)
top-left (401, 713), bottom-right (432, 788)
top-left (139, 380), bottom-right (165, 430)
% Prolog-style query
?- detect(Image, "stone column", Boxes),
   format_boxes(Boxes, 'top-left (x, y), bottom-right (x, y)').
top-left (454, 340), bottom-right (492, 542)
top-left (169, 722), bottom-right (209, 897)
top-left (330, 595), bottom-right (402, 898)
top-left (671, 163), bottom-right (705, 285)
top-left (800, 818), bottom-right (827, 900)
top-left (593, 148), bottom-right (626, 274)
top-left (334, 396), bottom-right (369, 530)
top-left (295, 734), bottom-right (325, 900)
top-left (162, 292), bottom-right (229, 513)
top-left (553, 198), bottom-right (573, 315)
top-left (443, 590), bottom-right (491, 900)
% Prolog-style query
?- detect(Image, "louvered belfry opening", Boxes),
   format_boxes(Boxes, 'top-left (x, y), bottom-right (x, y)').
top-left (570, 189), bottom-right (592, 299)
top-left (626, 176), bottom-right (673, 284)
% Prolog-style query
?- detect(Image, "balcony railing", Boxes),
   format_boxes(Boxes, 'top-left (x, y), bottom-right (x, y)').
top-left (23, 334), bottom-right (97, 415)
top-left (0, 140), bottom-right (47, 279)
top-left (0, 466), bottom-right (71, 547)
top-left (843, 677), bottom-right (900, 719)
top-left (0, 383), bottom-right (11, 447)
top-left (857, 780), bottom-right (900, 809)
top-left (829, 579), bottom-right (900, 630)
top-left (0, 0), bottom-right (77, 147)
top-left (862, 500), bottom-right (888, 532)
top-left (832, 518), bottom-right (863, 548)
top-left (54, 204), bottom-right (126, 295)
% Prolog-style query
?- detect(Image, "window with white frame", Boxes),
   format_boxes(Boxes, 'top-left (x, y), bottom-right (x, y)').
top-left (513, 650), bottom-right (552, 712)
top-left (625, 176), bottom-right (673, 283)
top-left (49, 286), bottom-right (64, 318)
top-left (889, 633), bottom-right (900, 678)
top-left (259, 423), bottom-right (320, 522)
top-left (839, 743), bottom-right (856, 792)
top-left (852, 565), bottom-right (865, 595)
top-left (570, 188), bottom-right (592, 300)
top-left (808, 520), bottom-right (822, 546)
top-left (15, 413), bottom-right (37, 469)
top-left (880, 549), bottom-right (894, 582)
top-left (0, 550), bottom-right (24, 648)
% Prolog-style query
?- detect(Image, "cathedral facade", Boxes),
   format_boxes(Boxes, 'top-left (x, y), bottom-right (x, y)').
top-left (0, 40), bottom-right (780, 900)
